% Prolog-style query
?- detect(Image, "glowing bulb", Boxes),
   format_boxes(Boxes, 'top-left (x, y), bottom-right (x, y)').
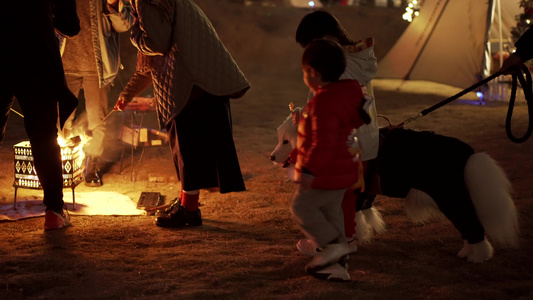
top-left (308, 1), bottom-right (315, 7)
top-left (404, 0), bottom-right (421, 22)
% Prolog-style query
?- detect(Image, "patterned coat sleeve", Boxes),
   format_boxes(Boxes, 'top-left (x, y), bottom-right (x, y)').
top-left (131, 0), bottom-right (174, 55)
top-left (119, 53), bottom-right (154, 102)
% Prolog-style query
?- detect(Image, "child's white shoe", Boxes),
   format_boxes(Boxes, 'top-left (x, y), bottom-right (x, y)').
top-left (305, 263), bottom-right (351, 282)
top-left (297, 238), bottom-right (357, 256)
top-left (306, 243), bottom-right (350, 270)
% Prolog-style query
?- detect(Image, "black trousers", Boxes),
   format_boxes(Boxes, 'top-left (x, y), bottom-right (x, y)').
top-left (166, 93), bottom-right (245, 194)
top-left (1, 84), bottom-right (64, 212)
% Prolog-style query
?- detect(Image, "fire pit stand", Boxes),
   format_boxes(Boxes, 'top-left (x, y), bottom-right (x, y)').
top-left (13, 140), bottom-right (85, 210)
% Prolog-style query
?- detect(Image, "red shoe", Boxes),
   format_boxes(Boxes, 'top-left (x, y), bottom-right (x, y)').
top-left (44, 208), bottom-right (71, 231)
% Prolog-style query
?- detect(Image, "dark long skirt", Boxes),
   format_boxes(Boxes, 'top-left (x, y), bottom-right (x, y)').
top-left (166, 92), bottom-right (245, 194)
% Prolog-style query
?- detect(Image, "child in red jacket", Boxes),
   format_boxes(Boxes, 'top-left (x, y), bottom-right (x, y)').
top-left (295, 10), bottom-right (384, 254)
top-left (289, 38), bottom-right (369, 281)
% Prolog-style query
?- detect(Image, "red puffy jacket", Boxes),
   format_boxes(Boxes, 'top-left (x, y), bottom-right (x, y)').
top-left (293, 79), bottom-right (366, 190)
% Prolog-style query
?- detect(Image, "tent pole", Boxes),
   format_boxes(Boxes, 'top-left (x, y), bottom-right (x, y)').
top-left (497, 0), bottom-right (503, 68)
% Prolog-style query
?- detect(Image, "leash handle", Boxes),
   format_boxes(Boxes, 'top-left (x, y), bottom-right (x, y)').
top-left (392, 67), bottom-right (533, 144)
top-left (505, 64), bottom-right (533, 143)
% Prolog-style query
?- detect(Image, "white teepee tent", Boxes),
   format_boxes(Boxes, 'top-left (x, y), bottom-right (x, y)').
top-left (377, 0), bottom-right (522, 90)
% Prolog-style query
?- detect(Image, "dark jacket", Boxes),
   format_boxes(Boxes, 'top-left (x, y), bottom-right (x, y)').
top-left (2, 0), bottom-right (81, 129)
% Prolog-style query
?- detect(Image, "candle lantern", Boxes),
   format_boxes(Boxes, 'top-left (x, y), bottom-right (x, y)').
top-left (13, 139), bottom-right (85, 210)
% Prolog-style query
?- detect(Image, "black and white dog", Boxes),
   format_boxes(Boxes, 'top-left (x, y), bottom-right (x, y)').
top-left (271, 110), bottom-right (519, 263)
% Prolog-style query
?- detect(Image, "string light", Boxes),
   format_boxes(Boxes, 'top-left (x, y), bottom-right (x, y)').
top-left (403, 0), bottom-right (422, 22)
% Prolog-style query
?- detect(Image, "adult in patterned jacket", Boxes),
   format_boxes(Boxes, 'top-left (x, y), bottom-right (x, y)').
top-left (116, 0), bottom-right (251, 228)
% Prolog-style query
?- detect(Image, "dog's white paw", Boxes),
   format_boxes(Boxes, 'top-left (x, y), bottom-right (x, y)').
top-left (458, 239), bottom-right (494, 263)
top-left (457, 240), bottom-right (473, 258)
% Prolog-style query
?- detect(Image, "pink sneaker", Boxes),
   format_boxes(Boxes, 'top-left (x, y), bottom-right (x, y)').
top-left (44, 209), bottom-right (71, 231)
top-left (296, 239), bottom-right (321, 256)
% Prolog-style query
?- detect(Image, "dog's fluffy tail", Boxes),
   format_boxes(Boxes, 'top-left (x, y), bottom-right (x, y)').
top-left (465, 152), bottom-right (519, 248)
top-left (404, 189), bottom-right (445, 224)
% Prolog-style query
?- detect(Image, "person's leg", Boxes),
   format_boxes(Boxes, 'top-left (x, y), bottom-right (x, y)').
top-left (17, 91), bottom-right (64, 213)
top-left (82, 75), bottom-right (108, 157)
top-left (154, 118), bottom-right (202, 227)
top-left (180, 189), bottom-right (200, 212)
top-left (82, 75), bottom-right (109, 186)
top-left (292, 188), bottom-right (350, 272)
top-left (61, 74), bottom-right (83, 138)
top-left (155, 92), bottom-right (245, 227)
top-left (309, 189), bottom-right (350, 270)
top-left (154, 187), bottom-right (203, 227)
top-left (320, 189), bottom-right (348, 246)
top-left (165, 119), bottom-right (203, 211)
top-left (171, 93), bottom-right (245, 193)
top-left (297, 186), bottom-right (356, 255)
top-left (291, 188), bottom-right (346, 247)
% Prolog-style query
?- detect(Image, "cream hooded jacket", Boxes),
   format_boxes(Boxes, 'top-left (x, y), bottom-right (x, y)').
top-left (131, 0), bottom-right (250, 127)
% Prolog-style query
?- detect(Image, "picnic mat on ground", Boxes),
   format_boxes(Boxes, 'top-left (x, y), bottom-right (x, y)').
top-left (0, 191), bottom-right (144, 221)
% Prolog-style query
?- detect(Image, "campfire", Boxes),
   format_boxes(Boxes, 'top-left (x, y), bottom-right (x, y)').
top-left (13, 136), bottom-right (85, 210)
